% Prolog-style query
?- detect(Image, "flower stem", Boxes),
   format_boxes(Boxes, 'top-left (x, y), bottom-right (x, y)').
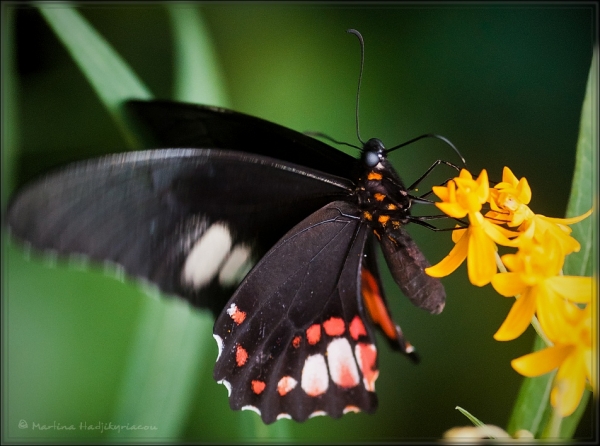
top-left (541, 407), bottom-right (563, 439)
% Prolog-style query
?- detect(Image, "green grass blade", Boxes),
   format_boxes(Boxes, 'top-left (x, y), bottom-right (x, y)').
top-left (507, 48), bottom-right (597, 440)
top-left (166, 4), bottom-right (228, 105)
top-left (38, 4), bottom-right (152, 148)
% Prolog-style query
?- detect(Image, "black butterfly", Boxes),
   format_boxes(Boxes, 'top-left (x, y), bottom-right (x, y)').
top-left (7, 97), bottom-right (447, 424)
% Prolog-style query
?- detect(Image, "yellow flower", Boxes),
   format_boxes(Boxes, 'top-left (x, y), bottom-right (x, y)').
top-left (511, 296), bottom-right (594, 417)
top-left (426, 169), bottom-right (517, 286)
top-left (486, 166), bottom-right (591, 255)
top-left (487, 166), bottom-right (533, 227)
top-left (492, 233), bottom-right (592, 341)
top-left (432, 168), bottom-right (489, 217)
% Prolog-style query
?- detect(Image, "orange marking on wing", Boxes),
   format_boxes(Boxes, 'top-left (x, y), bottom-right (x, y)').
top-left (251, 380), bottom-right (266, 394)
top-left (306, 324), bottom-right (321, 345)
top-left (292, 335), bottom-right (302, 348)
top-left (361, 268), bottom-right (397, 341)
top-left (323, 317), bottom-right (345, 336)
top-left (236, 344), bottom-right (248, 367)
top-left (363, 211), bottom-right (372, 221)
top-left (367, 172), bottom-right (382, 180)
top-left (387, 203), bottom-right (398, 210)
top-left (356, 343), bottom-right (378, 391)
top-left (349, 315), bottom-right (367, 340)
top-left (374, 193), bottom-right (386, 201)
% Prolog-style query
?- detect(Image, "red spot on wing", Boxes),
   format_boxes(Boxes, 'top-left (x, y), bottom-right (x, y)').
top-left (292, 335), bottom-right (302, 348)
top-left (227, 304), bottom-right (246, 325)
top-left (349, 316), bottom-right (367, 340)
top-left (337, 364), bottom-right (358, 388)
top-left (251, 380), bottom-right (266, 394)
top-left (235, 344), bottom-right (248, 367)
top-left (306, 324), bottom-right (321, 345)
top-left (323, 317), bottom-right (345, 336)
top-left (361, 267), bottom-right (398, 341)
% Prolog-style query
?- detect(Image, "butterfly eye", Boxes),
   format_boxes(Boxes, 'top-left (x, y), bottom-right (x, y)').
top-left (364, 150), bottom-right (380, 167)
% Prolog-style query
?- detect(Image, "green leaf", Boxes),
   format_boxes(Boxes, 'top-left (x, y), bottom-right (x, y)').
top-left (38, 4), bottom-right (152, 148)
top-left (507, 48), bottom-right (597, 440)
top-left (564, 48), bottom-right (597, 278)
top-left (455, 406), bottom-right (486, 428)
top-left (557, 45), bottom-right (597, 440)
top-left (166, 4), bottom-right (229, 105)
top-left (38, 5), bottom-right (230, 439)
top-left (506, 335), bottom-right (555, 438)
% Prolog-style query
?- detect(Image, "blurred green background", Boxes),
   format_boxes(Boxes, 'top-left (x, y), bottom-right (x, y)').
top-left (2, 2), bottom-right (595, 443)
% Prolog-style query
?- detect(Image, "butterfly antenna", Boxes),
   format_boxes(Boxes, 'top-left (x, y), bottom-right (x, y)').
top-left (386, 133), bottom-right (467, 167)
top-left (347, 29), bottom-right (366, 146)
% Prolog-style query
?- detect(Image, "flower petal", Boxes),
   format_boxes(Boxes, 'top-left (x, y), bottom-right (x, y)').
top-left (546, 276), bottom-right (593, 304)
top-left (551, 349), bottom-right (587, 417)
top-left (491, 272), bottom-right (527, 297)
top-left (467, 223), bottom-right (497, 286)
top-left (425, 232), bottom-right (468, 278)
top-left (511, 344), bottom-right (572, 377)
top-left (493, 288), bottom-right (537, 341)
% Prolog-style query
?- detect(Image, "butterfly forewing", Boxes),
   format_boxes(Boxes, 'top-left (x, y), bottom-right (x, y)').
top-left (213, 201), bottom-right (380, 423)
top-left (7, 149), bottom-right (352, 315)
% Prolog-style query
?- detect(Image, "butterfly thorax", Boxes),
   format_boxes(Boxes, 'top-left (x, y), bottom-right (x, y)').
top-left (356, 138), bottom-right (412, 235)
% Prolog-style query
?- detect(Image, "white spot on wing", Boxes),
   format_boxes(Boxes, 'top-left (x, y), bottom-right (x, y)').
top-left (301, 354), bottom-right (329, 396)
top-left (327, 338), bottom-right (360, 388)
top-left (276, 413), bottom-right (292, 420)
top-left (277, 376), bottom-right (298, 396)
top-left (213, 334), bottom-right (224, 361)
top-left (219, 244), bottom-right (252, 286)
top-left (241, 405), bottom-right (261, 416)
top-left (182, 223), bottom-right (232, 289)
top-left (217, 379), bottom-right (232, 397)
top-left (309, 410), bottom-right (327, 419)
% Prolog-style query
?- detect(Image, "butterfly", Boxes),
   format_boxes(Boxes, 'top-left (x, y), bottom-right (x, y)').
top-left (7, 97), bottom-right (449, 424)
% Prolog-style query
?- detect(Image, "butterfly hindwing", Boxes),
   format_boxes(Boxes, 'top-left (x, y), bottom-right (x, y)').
top-left (7, 149), bottom-right (352, 315)
top-left (213, 201), bottom-right (380, 423)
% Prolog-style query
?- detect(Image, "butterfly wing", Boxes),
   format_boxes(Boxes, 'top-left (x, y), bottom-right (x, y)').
top-left (7, 149), bottom-right (352, 315)
top-left (213, 201), bottom-right (380, 423)
top-left (126, 99), bottom-right (356, 178)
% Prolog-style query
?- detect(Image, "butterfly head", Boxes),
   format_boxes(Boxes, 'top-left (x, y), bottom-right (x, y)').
top-left (361, 138), bottom-right (386, 168)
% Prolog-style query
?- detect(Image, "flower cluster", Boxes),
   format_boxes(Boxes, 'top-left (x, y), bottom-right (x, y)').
top-left (426, 166), bottom-right (594, 418)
